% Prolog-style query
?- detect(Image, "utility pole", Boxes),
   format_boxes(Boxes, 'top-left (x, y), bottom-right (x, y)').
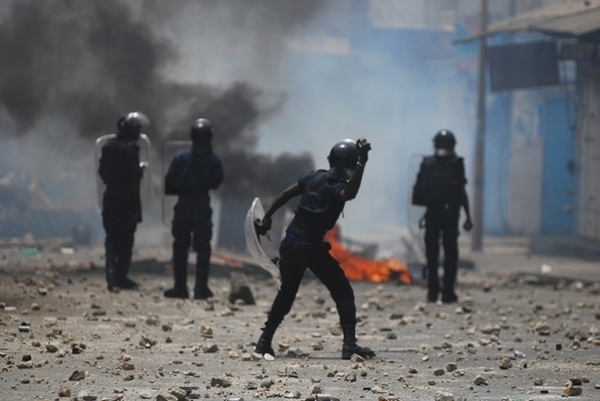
top-left (472, 0), bottom-right (488, 251)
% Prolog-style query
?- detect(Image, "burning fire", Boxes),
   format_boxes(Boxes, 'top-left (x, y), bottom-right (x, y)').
top-left (325, 225), bottom-right (411, 284)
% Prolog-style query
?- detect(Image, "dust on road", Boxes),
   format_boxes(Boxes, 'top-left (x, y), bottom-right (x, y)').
top-left (1, 242), bottom-right (600, 401)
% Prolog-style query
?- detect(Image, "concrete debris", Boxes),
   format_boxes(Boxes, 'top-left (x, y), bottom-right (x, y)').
top-left (2, 241), bottom-right (600, 400)
top-left (229, 272), bottom-right (256, 305)
top-left (57, 384), bottom-right (71, 397)
top-left (202, 343), bottom-right (219, 353)
top-left (139, 334), bottom-right (157, 347)
top-left (498, 356), bottom-right (513, 370)
top-left (261, 378), bottom-right (275, 388)
top-left (344, 372), bottom-right (357, 382)
top-left (156, 393), bottom-right (178, 401)
top-left (445, 362), bottom-right (457, 372)
top-left (434, 391), bottom-right (455, 401)
top-left (68, 370), bottom-right (86, 381)
top-left (563, 384), bottom-right (583, 396)
top-left (72, 390), bottom-right (97, 401)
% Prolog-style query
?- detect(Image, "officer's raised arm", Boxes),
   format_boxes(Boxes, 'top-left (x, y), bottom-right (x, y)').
top-left (341, 137), bottom-right (371, 201)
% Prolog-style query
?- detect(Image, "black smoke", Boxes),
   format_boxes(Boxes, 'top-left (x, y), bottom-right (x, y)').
top-left (0, 0), bottom-right (319, 199)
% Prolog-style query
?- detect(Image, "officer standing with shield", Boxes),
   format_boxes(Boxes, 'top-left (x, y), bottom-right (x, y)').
top-left (163, 118), bottom-right (224, 300)
top-left (412, 129), bottom-right (473, 303)
top-left (253, 138), bottom-right (375, 360)
top-left (98, 112), bottom-right (149, 291)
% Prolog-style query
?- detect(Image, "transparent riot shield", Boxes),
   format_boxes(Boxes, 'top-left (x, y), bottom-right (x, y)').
top-left (94, 133), bottom-right (152, 210)
top-left (161, 140), bottom-right (191, 227)
top-left (407, 153), bottom-right (427, 265)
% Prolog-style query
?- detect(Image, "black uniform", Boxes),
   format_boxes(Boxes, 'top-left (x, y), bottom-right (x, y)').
top-left (413, 154), bottom-right (469, 303)
top-left (254, 138), bottom-right (375, 360)
top-left (164, 146), bottom-right (223, 299)
top-left (267, 170), bottom-right (357, 328)
top-left (98, 137), bottom-right (143, 290)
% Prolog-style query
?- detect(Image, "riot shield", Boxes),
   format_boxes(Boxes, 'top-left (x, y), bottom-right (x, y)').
top-left (244, 197), bottom-right (281, 288)
top-left (407, 153), bottom-right (427, 264)
top-left (94, 133), bottom-right (152, 210)
top-left (161, 140), bottom-right (192, 227)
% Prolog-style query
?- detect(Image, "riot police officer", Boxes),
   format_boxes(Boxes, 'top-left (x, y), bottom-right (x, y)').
top-left (412, 129), bottom-right (473, 303)
top-left (254, 138), bottom-right (375, 360)
top-left (163, 118), bottom-right (224, 300)
top-left (98, 112), bottom-right (149, 291)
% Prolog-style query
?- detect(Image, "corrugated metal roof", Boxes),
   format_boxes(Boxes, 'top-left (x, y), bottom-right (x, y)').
top-left (456, 0), bottom-right (600, 43)
top-left (535, 7), bottom-right (600, 36)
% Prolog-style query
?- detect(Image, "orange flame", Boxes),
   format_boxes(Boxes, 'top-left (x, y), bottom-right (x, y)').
top-left (325, 225), bottom-right (411, 284)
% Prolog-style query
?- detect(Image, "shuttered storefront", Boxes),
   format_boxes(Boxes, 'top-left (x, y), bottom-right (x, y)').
top-left (577, 69), bottom-right (600, 240)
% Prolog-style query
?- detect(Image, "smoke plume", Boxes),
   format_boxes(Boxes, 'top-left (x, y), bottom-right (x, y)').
top-left (0, 0), bottom-right (319, 199)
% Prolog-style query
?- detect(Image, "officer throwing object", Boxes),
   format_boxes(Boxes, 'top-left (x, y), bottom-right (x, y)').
top-left (254, 138), bottom-right (376, 360)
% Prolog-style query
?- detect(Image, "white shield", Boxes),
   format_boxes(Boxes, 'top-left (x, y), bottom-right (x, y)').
top-left (244, 197), bottom-right (281, 288)
top-left (94, 133), bottom-right (152, 210)
top-left (407, 153), bottom-right (427, 262)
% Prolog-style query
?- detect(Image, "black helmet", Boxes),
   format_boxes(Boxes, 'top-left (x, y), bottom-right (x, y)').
top-left (116, 114), bottom-right (127, 132)
top-left (190, 118), bottom-right (213, 145)
top-left (118, 111), bottom-right (149, 141)
top-left (328, 139), bottom-right (358, 169)
top-left (433, 129), bottom-right (456, 156)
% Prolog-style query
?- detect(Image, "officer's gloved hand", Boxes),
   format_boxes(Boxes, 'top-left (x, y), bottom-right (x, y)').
top-left (356, 138), bottom-right (371, 164)
top-left (255, 217), bottom-right (272, 236)
top-left (463, 219), bottom-right (473, 231)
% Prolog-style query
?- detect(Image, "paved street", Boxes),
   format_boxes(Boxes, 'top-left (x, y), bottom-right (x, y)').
top-left (0, 236), bottom-right (599, 400)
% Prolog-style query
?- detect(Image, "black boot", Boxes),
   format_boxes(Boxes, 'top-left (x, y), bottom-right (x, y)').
top-left (255, 320), bottom-right (278, 356)
top-left (105, 249), bottom-right (118, 292)
top-left (115, 249), bottom-right (139, 290)
top-left (193, 261), bottom-right (213, 300)
top-left (164, 256), bottom-right (189, 299)
top-left (164, 287), bottom-right (189, 299)
top-left (441, 265), bottom-right (458, 304)
top-left (341, 324), bottom-right (375, 360)
top-left (427, 264), bottom-right (440, 303)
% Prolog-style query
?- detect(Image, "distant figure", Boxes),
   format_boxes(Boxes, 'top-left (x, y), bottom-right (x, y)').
top-left (163, 118), bottom-right (224, 300)
top-left (412, 129), bottom-right (473, 303)
top-left (98, 112), bottom-right (149, 291)
top-left (254, 138), bottom-right (375, 360)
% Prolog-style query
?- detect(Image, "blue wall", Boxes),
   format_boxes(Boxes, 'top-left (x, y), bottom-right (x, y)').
top-left (540, 95), bottom-right (576, 235)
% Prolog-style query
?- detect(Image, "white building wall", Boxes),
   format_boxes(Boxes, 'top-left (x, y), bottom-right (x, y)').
top-left (506, 90), bottom-right (543, 234)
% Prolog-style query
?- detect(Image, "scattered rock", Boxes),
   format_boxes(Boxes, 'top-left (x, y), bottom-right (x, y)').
top-left (68, 370), bottom-right (86, 381)
top-left (498, 356), bottom-right (512, 370)
top-left (445, 363), bottom-right (457, 372)
top-left (228, 272), bottom-right (256, 305)
top-left (72, 389), bottom-right (96, 400)
top-left (563, 385), bottom-right (583, 396)
top-left (58, 384), bottom-right (71, 397)
top-left (156, 392), bottom-right (178, 401)
top-left (202, 343), bottom-right (218, 353)
top-left (434, 390), bottom-right (455, 401)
